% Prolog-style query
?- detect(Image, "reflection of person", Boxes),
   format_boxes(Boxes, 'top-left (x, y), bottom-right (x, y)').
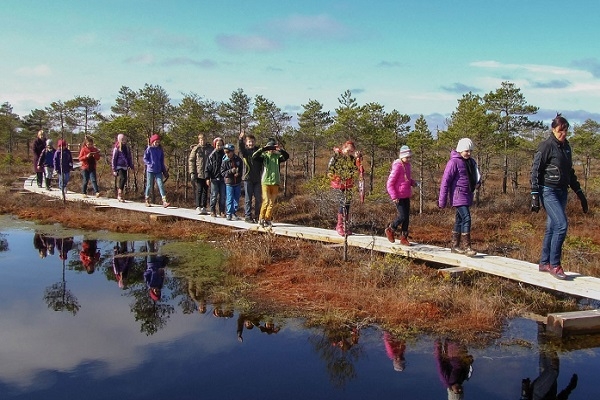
top-left (187, 281), bottom-right (207, 314)
top-left (252, 138), bottom-right (289, 228)
top-left (79, 239), bottom-right (100, 274)
top-left (144, 134), bottom-right (170, 208)
top-left (33, 129), bottom-right (46, 188)
top-left (55, 236), bottom-right (74, 260)
top-left (521, 323), bottom-right (578, 400)
top-left (212, 304), bottom-right (234, 318)
top-left (33, 232), bottom-right (51, 258)
top-left (435, 339), bottom-right (473, 400)
top-left (385, 145), bottom-right (417, 246)
top-left (221, 143), bottom-right (243, 221)
top-left (327, 141), bottom-right (363, 236)
top-left (53, 139), bottom-right (73, 193)
top-left (439, 138), bottom-right (481, 257)
top-left (188, 133), bottom-right (212, 214)
top-left (238, 131), bottom-right (262, 223)
top-left (78, 135), bottom-right (101, 198)
top-left (144, 241), bottom-right (166, 301)
top-left (236, 313), bottom-right (261, 342)
top-left (112, 134), bottom-right (134, 202)
top-left (530, 114), bottom-right (588, 280)
top-left (113, 241), bottom-right (133, 289)
top-left (383, 331), bottom-right (406, 372)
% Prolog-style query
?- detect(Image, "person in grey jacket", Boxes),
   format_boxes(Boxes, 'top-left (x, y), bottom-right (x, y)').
top-left (531, 113), bottom-right (588, 280)
top-left (188, 133), bottom-right (213, 214)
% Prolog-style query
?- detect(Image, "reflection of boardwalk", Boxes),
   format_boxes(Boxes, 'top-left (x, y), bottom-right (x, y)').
top-left (23, 175), bottom-right (600, 301)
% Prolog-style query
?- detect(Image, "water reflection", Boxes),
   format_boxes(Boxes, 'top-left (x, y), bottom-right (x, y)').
top-left (2, 223), bottom-right (600, 398)
top-left (521, 323), bottom-right (579, 400)
top-left (79, 238), bottom-right (100, 274)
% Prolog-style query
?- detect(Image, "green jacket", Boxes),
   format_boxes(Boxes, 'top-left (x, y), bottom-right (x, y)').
top-left (252, 147), bottom-right (289, 185)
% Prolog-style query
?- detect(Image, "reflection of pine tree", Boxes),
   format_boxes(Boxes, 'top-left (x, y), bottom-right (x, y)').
top-left (130, 284), bottom-right (174, 336)
top-left (308, 327), bottom-right (363, 388)
top-left (43, 257), bottom-right (80, 315)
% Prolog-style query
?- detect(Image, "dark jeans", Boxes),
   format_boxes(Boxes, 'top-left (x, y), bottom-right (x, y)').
top-left (210, 180), bottom-right (226, 213)
top-left (453, 205), bottom-right (471, 233)
top-left (81, 169), bottom-right (99, 194)
top-left (391, 198), bottom-right (410, 232)
top-left (193, 178), bottom-right (209, 208)
top-left (116, 169), bottom-right (128, 191)
top-left (243, 180), bottom-right (262, 219)
top-left (539, 186), bottom-right (568, 266)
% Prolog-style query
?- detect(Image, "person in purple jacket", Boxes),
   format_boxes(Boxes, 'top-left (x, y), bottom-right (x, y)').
top-left (112, 134), bottom-right (134, 202)
top-left (53, 139), bottom-right (73, 194)
top-left (143, 134), bottom-right (170, 207)
top-left (439, 138), bottom-right (480, 257)
top-left (385, 145), bottom-right (417, 246)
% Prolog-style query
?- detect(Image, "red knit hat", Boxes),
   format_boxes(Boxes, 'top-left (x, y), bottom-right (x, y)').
top-left (150, 134), bottom-right (161, 144)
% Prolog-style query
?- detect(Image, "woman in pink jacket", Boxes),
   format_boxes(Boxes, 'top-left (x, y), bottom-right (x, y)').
top-left (385, 145), bottom-right (417, 246)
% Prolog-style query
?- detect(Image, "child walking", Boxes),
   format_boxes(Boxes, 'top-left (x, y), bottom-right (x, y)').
top-left (53, 139), bottom-right (73, 194)
top-left (38, 139), bottom-right (56, 190)
top-left (112, 133), bottom-right (134, 202)
top-left (438, 138), bottom-right (480, 257)
top-left (143, 134), bottom-right (170, 207)
top-left (220, 143), bottom-right (243, 220)
top-left (327, 141), bottom-right (363, 236)
top-left (252, 138), bottom-right (289, 227)
top-left (78, 136), bottom-right (101, 197)
top-left (385, 145), bottom-right (417, 246)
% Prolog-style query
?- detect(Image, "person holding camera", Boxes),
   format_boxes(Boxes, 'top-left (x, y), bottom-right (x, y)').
top-left (531, 114), bottom-right (588, 280)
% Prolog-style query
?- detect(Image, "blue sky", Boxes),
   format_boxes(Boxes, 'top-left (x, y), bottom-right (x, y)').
top-left (2, 0), bottom-right (600, 129)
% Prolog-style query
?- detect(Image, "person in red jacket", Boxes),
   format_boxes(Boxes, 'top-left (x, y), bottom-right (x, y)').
top-left (78, 136), bottom-right (101, 198)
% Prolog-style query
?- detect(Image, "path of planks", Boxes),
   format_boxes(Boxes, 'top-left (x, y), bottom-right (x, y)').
top-left (21, 176), bottom-right (600, 302)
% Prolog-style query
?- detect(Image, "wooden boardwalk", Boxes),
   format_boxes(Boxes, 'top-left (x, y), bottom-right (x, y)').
top-left (21, 176), bottom-right (600, 302)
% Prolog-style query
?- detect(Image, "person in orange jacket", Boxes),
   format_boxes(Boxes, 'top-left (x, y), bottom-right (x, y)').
top-left (78, 136), bottom-right (101, 198)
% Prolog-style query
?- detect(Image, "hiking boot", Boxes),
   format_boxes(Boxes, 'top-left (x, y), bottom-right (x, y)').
top-left (210, 210), bottom-right (216, 217)
top-left (226, 214), bottom-right (232, 221)
top-left (384, 226), bottom-right (395, 243)
top-left (539, 263), bottom-right (553, 273)
top-left (549, 265), bottom-right (567, 280)
top-left (399, 232), bottom-right (411, 246)
top-left (451, 232), bottom-right (464, 254)
top-left (461, 233), bottom-right (477, 257)
top-left (258, 219), bottom-right (266, 227)
top-left (245, 217), bottom-right (254, 223)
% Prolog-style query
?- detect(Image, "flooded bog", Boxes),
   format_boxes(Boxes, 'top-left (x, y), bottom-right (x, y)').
top-left (1, 216), bottom-right (599, 399)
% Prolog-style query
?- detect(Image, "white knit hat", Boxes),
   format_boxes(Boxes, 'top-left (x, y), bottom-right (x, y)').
top-left (399, 145), bottom-right (412, 159)
top-left (456, 138), bottom-right (474, 152)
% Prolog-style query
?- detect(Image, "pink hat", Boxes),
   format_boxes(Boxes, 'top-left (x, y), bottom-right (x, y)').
top-left (150, 134), bottom-right (160, 144)
top-left (57, 139), bottom-right (67, 148)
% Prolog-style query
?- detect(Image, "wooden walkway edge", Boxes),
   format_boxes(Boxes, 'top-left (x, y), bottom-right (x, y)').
top-left (21, 176), bottom-right (600, 302)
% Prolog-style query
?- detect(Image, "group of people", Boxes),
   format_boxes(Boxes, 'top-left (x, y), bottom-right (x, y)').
top-left (32, 112), bottom-right (588, 280)
top-left (188, 131), bottom-right (289, 226)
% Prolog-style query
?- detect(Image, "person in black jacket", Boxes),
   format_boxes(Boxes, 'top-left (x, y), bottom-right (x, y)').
top-left (204, 137), bottom-right (226, 217)
top-left (238, 131), bottom-right (262, 223)
top-left (530, 114), bottom-right (588, 280)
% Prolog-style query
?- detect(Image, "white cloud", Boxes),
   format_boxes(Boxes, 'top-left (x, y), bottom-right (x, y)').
top-left (216, 34), bottom-right (280, 52)
top-left (15, 64), bottom-right (52, 77)
top-left (268, 14), bottom-right (349, 39)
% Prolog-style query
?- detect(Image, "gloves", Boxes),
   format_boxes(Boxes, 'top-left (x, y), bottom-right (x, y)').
top-left (531, 193), bottom-right (540, 213)
top-left (576, 190), bottom-right (588, 213)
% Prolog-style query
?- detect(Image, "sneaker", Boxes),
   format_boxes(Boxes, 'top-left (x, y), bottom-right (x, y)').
top-left (399, 236), bottom-right (411, 246)
top-left (195, 207), bottom-right (201, 213)
top-left (263, 220), bottom-right (272, 227)
top-left (231, 215), bottom-right (241, 221)
top-left (244, 217), bottom-right (254, 223)
top-left (384, 227), bottom-right (395, 243)
top-left (117, 197), bottom-right (125, 203)
top-left (145, 198), bottom-right (151, 207)
top-left (539, 263), bottom-right (552, 273)
top-left (163, 201), bottom-right (171, 208)
top-left (210, 211), bottom-right (216, 217)
top-left (95, 192), bottom-right (100, 198)
top-left (220, 212), bottom-right (226, 218)
top-left (46, 187), bottom-right (52, 191)
top-left (258, 219), bottom-right (266, 227)
top-left (200, 207), bottom-right (208, 215)
top-left (226, 214), bottom-right (232, 221)
top-left (549, 265), bottom-right (567, 280)
top-left (82, 193), bottom-right (88, 198)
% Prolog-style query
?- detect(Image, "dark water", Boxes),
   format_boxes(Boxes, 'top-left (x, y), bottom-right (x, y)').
top-left (1, 217), bottom-right (599, 400)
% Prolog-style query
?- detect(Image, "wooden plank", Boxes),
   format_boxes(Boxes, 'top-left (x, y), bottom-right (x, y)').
top-left (94, 205), bottom-right (114, 212)
top-left (149, 214), bottom-right (178, 222)
top-left (547, 310), bottom-right (600, 337)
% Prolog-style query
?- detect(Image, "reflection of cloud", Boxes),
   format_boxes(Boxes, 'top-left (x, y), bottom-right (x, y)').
top-left (440, 82), bottom-right (481, 93)
top-left (571, 58), bottom-right (600, 78)
top-left (216, 34), bottom-right (280, 52)
top-left (0, 292), bottom-right (233, 389)
top-left (15, 64), bottom-right (51, 77)
top-left (530, 79), bottom-right (571, 89)
top-left (268, 14), bottom-right (350, 39)
top-left (160, 57), bottom-right (216, 68)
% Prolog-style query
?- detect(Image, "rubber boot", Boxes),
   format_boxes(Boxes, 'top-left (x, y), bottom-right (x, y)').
top-left (451, 232), bottom-right (464, 254)
top-left (45, 178), bottom-right (51, 190)
top-left (336, 213), bottom-right (345, 236)
top-left (461, 233), bottom-right (477, 257)
top-left (399, 231), bottom-right (410, 246)
top-left (162, 196), bottom-right (171, 208)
